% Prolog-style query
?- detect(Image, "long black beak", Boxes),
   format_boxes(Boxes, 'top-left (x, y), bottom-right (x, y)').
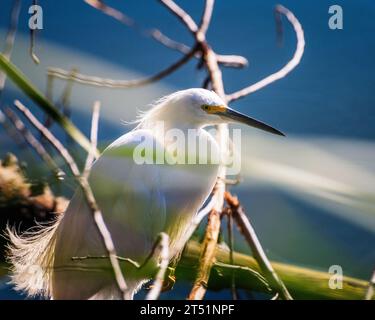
top-left (219, 108), bottom-right (285, 136)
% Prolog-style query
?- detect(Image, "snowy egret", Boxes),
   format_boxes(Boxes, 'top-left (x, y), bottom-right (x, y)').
top-left (8, 88), bottom-right (283, 300)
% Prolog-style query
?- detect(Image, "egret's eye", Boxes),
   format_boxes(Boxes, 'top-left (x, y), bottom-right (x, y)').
top-left (202, 105), bottom-right (227, 114)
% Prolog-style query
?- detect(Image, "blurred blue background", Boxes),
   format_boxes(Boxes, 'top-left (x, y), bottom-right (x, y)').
top-left (0, 0), bottom-right (374, 299)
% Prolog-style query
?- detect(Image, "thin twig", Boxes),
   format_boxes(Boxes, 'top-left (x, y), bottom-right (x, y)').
top-left (72, 233), bottom-right (171, 300)
top-left (84, 0), bottom-right (247, 68)
top-left (59, 68), bottom-right (77, 118)
top-left (47, 45), bottom-right (197, 88)
top-left (226, 5), bottom-right (305, 102)
top-left (365, 269), bottom-right (375, 300)
top-left (71, 255), bottom-right (140, 268)
top-left (197, 0), bottom-right (214, 41)
top-left (225, 191), bottom-right (293, 300)
top-left (146, 233), bottom-right (170, 300)
top-left (43, 68), bottom-right (77, 134)
top-left (4, 107), bottom-right (63, 177)
top-left (13, 99), bottom-right (129, 298)
top-left (14, 100), bottom-right (80, 176)
top-left (84, 0), bottom-right (186, 52)
top-left (41, 74), bottom-right (55, 139)
top-left (83, 101), bottom-right (101, 178)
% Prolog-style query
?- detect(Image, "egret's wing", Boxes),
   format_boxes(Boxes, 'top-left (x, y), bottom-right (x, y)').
top-left (52, 130), bottom-right (166, 299)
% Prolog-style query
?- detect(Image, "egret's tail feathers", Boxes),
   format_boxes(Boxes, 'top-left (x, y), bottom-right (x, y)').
top-left (6, 216), bottom-right (62, 298)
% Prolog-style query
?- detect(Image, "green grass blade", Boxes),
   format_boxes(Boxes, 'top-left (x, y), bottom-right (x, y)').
top-left (0, 53), bottom-right (98, 157)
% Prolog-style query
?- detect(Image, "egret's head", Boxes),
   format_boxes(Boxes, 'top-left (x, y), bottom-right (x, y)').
top-left (166, 88), bottom-right (284, 136)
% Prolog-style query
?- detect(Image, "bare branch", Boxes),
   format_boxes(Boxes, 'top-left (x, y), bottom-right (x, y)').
top-left (47, 45), bottom-right (198, 88)
top-left (43, 68), bottom-right (77, 135)
top-left (71, 255), bottom-right (140, 268)
top-left (12, 100), bottom-right (129, 298)
top-left (184, 194), bottom-right (217, 242)
top-left (83, 101), bottom-right (101, 178)
top-left (78, 177), bottom-right (129, 297)
top-left (187, 208), bottom-right (221, 300)
top-left (4, 107), bottom-right (63, 177)
top-left (84, 0), bottom-right (186, 52)
top-left (84, 0), bottom-right (134, 25)
top-left (84, 0), bottom-right (247, 68)
top-left (197, 0), bottom-right (215, 41)
top-left (59, 68), bottom-right (77, 116)
top-left (225, 191), bottom-right (293, 300)
top-left (226, 5), bottom-right (305, 102)
top-left (216, 54), bottom-right (248, 68)
top-left (146, 233), bottom-right (170, 300)
top-left (14, 100), bottom-right (80, 177)
top-left (158, 0), bottom-right (198, 34)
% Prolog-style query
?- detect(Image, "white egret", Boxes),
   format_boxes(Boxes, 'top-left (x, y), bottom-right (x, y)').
top-left (8, 88), bottom-right (283, 300)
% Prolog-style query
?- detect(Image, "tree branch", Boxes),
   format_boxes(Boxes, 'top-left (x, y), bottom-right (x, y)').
top-left (83, 100), bottom-right (101, 178)
top-left (225, 191), bottom-right (293, 300)
top-left (158, 0), bottom-right (198, 34)
top-left (4, 107), bottom-right (63, 178)
top-left (13, 100), bottom-right (80, 177)
top-left (47, 44), bottom-right (198, 89)
top-left (187, 208), bottom-right (221, 300)
top-left (226, 5), bottom-right (305, 102)
top-left (197, 0), bottom-right (214, 41)
top-left (84, 0), bottom-right (247, 69)
top-left (180, 240), bottom-right (372, 300)
top-left (145, 233), bottom-right (170, 300)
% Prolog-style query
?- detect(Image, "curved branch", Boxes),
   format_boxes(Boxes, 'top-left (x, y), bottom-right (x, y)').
top-left (48, 45), bottom-right (198, 88)
top-left (226, 5), bottom-right (305, 103)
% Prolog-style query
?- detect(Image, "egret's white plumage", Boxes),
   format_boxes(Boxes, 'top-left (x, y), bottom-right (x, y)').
top-left (7, 88), bottom-right (283, 299)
